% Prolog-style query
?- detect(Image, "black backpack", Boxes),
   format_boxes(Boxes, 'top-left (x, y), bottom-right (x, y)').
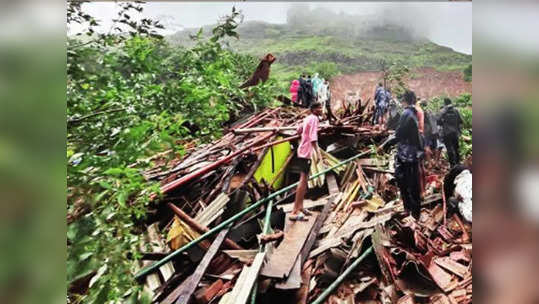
top-left (442, 107), bottom-right (460, 135)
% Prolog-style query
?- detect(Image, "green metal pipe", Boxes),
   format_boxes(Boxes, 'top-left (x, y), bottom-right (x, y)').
top-left (262, 199), bottom-right (273, 237)
top-left (134, 150), bottom-right (370, 280)
top-left (311, 247), bottom-right (373, 304)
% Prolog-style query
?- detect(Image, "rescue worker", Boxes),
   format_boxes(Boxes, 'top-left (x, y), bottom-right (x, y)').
top-left (304, 75), bottom-right (314, 108)
top-left (437, 97), bottom-right (463, 167)
top-left (385, 90), bottom-right (423, 220)
top-left (291, 102), bottom-right (323, 221)
top-left (421, 100), bottom-right (439, 161)
top-left (373, 83), bottom-right (387, 125)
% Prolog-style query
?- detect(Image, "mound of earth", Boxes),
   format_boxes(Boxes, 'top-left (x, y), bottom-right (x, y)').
top-left (330, 67), bottom-right (471, 106)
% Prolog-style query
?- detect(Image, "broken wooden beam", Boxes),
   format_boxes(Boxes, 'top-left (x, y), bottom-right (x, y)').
top-left (167, 203), bottom-right (242, 250)
top-left (161, 228), bottom-right (230, 304)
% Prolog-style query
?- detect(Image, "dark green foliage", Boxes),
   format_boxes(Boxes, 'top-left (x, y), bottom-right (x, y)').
top-left (463, 64), bottom-right (472, 82)
top-left (67, 4), bottom-right (277, 302)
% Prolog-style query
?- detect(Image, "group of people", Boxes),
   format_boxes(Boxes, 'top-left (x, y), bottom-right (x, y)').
top-left (290, 73), bottom-right (331, 116)
top-left (289, 86), bottom-right (464, 222)
top-left (386, 90), bottom-right (464, 220)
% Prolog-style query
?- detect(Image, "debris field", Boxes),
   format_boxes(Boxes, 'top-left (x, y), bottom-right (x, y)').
top-left (134, 102), bottom-right (472, 304)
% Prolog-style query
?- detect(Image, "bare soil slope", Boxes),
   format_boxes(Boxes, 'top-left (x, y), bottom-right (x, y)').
top-left (331, 67), bottom-right (472, 106)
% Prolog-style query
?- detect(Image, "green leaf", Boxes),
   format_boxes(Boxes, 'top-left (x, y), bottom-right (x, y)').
top-left (104, 168), bottom-right (123, 176)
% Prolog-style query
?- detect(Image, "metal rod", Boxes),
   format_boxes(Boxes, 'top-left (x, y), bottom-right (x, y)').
top-left (311, 247), bottom-right (373, 304)
top-left (251, 135), bottom-right (299, 152)
top-left (134, 150), bottom-right (370, 280)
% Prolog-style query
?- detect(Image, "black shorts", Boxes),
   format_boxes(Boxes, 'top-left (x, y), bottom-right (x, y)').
top-left (297, 157), bottom-right (311, 173)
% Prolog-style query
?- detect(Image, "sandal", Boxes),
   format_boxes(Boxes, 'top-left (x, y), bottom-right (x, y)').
top-left (290, 213), bottom-right (308, 221)
top-left (300, 208), bottom-right (313, 216)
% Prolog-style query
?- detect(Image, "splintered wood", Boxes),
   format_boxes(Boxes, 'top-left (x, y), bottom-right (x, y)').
top-left (131, 104), bottom-right (471, 304)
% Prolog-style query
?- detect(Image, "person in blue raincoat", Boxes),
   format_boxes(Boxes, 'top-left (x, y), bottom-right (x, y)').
top-left (373, 83), bottom-right (387, 125)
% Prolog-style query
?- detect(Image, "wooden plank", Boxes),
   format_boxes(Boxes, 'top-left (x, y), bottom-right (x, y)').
top-left (277, 194), bottom-right (335, 213)
top-left (299, 195), bottom-right (337, 265)
top-left (260, 213), bottom-right (318, 279)
top-left (434, 257), bottom-right (468, 278)
top-left (222, 249), bottom-right (258, 264)
top-left (233, 252), bottom-right (266, 304)
top-left (275, 254), bottom-right (302, 289)
top-left (326, 173), bottom-right (339, 195)
top-left (295, 261), bottom-right (313, 304)
top-left (161, 228), bottom-right (229, 304)
top-left (194, 193), bottom-right (229, 227)
top-left (218, 265), bottom-right (250, 304)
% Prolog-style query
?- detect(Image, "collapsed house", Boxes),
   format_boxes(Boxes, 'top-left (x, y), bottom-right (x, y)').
top-left (133, 102), bottom-right (471, 304)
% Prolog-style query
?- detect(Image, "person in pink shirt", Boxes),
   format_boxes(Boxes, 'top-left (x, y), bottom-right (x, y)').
top-left (291, 102), bottom-right (322, 221)
top-left (289, 79), bottom-right (300, 104)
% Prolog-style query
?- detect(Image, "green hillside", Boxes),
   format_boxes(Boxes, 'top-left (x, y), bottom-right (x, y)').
top-left (169, 9), bottom-right (471, 93)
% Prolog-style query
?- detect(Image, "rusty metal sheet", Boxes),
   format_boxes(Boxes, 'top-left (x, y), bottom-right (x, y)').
top-left (427, 261), bottom-right (455, 292)
top-left (434, 257), bottom-right (468, 278)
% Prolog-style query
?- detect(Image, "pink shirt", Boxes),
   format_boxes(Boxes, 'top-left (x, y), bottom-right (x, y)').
top-left (297, 114), bottom-right (319, 159)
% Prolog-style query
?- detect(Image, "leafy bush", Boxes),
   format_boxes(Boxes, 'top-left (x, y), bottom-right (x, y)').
top-left (463, 64), bottom-right (472, 82)
top-left (308, 61), bottom-right (340, 80)
top-left (67, 5), bottom-right (278, 302)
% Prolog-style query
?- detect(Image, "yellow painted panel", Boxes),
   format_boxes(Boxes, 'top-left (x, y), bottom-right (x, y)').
top-left (254, 137), bottom-right (292, 189)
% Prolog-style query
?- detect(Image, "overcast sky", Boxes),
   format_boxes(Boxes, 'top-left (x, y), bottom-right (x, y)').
top-left (70, 2), bottom-right (472, 54)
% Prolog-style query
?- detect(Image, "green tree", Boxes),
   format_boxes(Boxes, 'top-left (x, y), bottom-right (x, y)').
top-left (67, 3), bottom-right (277, 302)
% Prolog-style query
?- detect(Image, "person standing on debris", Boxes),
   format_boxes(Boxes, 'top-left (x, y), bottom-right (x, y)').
top-left (305, 75), bottom-right (314, 107)
top-left (386, 90), bottom-right (423, 220)
top-left (318, 79), bottom-right (329, 114)
top-left (291, 102), bottom-right (323, 221)
top-left (298, 74), bottom-right (307, 107)
top-left (421, 100), bottom-right (439, 161)
top-left (312, 73), bottom-right (323, 100)
top-left (437, 97), bottom-right (463, 167)
top-left (383, 88), bottom-right (392, 124)
top-left (290, 79), bottom-right (300, 106)
top-left (373, 83), bottom-right (387, 125)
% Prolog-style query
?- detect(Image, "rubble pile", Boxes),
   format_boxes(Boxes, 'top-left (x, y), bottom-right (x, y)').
top-left (134, 102), bottom-right (471, 304)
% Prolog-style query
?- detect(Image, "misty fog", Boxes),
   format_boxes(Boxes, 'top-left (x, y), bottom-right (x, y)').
top-left (70, 2), bottom-right (471, 54)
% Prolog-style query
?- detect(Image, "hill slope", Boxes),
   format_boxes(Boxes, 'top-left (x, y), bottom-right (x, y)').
top-left (169, 18), bottom-right (471, 96)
